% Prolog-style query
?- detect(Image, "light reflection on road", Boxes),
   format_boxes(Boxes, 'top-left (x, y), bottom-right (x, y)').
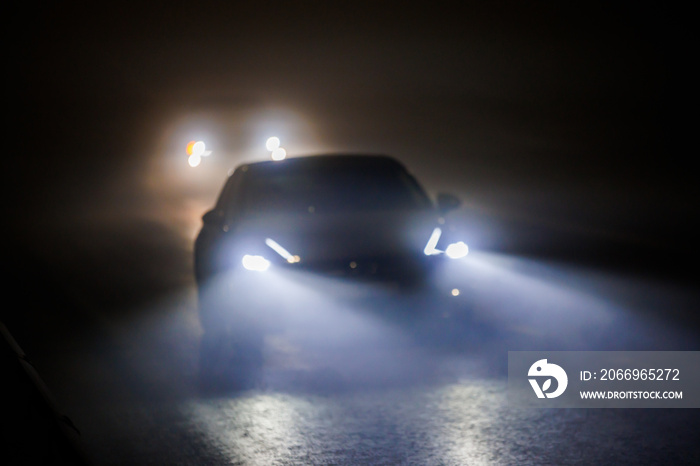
top-left (64, 249), bottom-right (699, 464)
top-left (184, 381), bottom-right (508, 465)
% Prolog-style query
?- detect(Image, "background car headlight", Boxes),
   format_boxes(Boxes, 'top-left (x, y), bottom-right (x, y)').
top-left (242, 254), bottom-right (271, 271)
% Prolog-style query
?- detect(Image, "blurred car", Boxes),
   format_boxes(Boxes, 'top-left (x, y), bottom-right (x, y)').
top-left (194, 154), bottom-right (469, 380)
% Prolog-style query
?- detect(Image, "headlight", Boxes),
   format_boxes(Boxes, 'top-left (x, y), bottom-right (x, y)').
top-left (241, 254), bottom-right (271, 272)
top-left (240, 237), bottom-right (300, 272)
top-left (424, 227), bottom-right (469, 259)
top-left (424, 227), bottom-right (442, 255)
top-left (445, 241), bottom-right (469, 259)
top-left (265, 238), bottom-right (300, 263)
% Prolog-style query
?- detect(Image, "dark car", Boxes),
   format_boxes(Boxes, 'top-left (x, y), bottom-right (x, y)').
top-left (194, 154), bottom-right (469, 381)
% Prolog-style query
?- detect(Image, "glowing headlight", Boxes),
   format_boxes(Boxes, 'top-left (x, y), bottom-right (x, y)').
top-left (265, 238), bottom-right (300, 263)
top-left (242, 254), bottom-right (270, 272)
top-left (424, 227), bottom-right (442, 256)
top-left (445, 241), bottom-right (469, 259)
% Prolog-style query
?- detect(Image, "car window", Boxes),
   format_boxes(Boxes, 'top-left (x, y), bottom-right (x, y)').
top-left (237, 163), bottom-right (431, 215)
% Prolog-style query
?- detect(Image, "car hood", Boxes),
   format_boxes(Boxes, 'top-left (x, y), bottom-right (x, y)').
top-left (231, 209), bottom-right (439, 264)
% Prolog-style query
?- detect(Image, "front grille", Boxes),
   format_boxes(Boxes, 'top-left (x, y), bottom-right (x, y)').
top-left (295, 255), bottom-right (433, 284)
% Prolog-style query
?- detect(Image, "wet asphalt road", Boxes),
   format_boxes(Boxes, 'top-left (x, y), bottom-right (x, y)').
top-left (6, 250), bottom-right (700, 465)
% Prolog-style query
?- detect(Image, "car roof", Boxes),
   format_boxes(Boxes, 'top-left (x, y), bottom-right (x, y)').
top-left (236, 154), bottom-right (408, 174)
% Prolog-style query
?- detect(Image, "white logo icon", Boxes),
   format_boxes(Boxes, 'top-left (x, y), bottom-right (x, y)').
top-left (528, 359), bottom-right (568, 398)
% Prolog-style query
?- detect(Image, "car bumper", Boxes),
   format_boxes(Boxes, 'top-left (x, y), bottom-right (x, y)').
top-left (197, 258), bottom-right (469, 333)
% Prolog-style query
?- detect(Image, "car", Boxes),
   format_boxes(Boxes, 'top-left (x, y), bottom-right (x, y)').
top-left (194, 154), bottom-right (470, 382)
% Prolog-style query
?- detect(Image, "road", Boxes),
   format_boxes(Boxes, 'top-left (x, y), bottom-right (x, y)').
top-left (5, 241), bottom-right (700, 465)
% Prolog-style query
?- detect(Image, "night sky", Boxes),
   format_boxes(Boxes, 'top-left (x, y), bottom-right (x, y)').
top-left (7, 2), bottom-right (697, 298)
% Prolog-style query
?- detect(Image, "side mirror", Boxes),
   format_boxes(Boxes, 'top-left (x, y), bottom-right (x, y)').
top-left (202, 209), bottom-right (224, 226)
top-left (436, 193), bottom-right (461, 214)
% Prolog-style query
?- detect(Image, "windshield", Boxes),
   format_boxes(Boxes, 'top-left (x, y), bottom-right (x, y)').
top-left (239, 160), bottom-right (432, 215)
